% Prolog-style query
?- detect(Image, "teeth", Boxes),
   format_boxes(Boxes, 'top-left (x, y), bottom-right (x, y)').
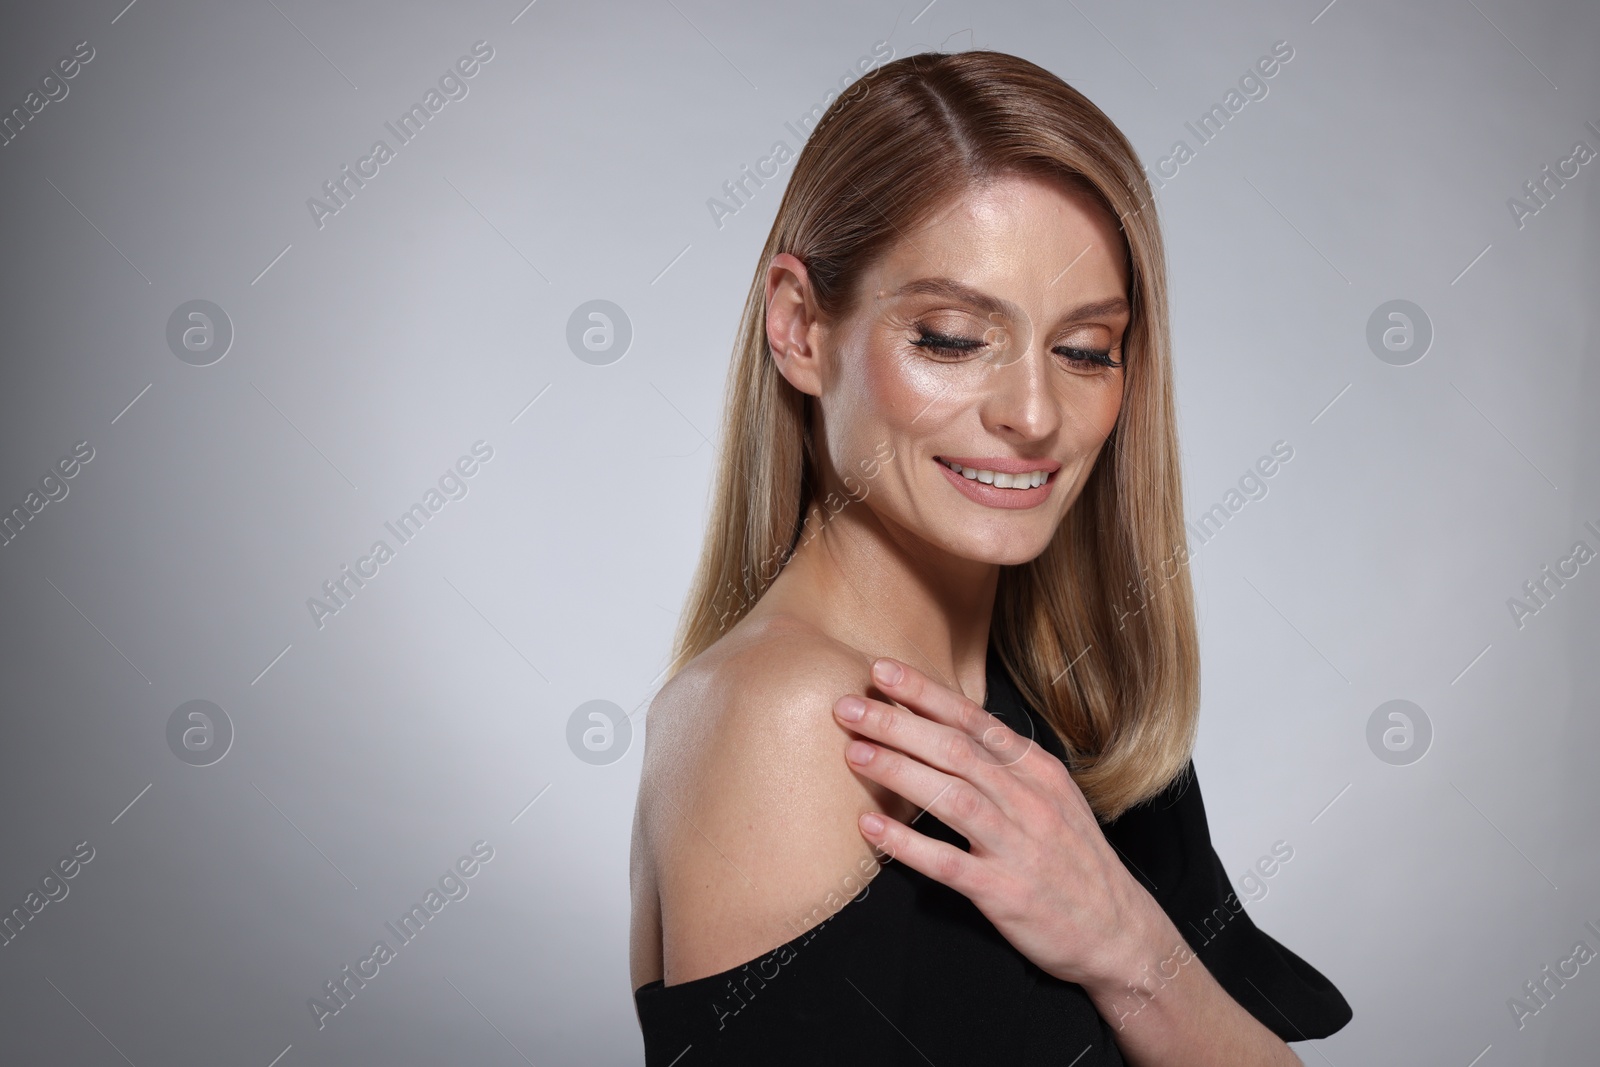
top-left (941, 460), bottom-right (1050, 489)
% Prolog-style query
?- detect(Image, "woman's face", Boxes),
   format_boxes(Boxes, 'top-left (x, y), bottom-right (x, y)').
top-left (773, 173), bottom-right (1132, 565)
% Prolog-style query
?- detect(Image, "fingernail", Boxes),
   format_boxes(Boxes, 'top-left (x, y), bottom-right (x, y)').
top-left (846, 740), bottom-right (876, 764)
top-left (860, 812), bottom-right (885, 835)
top-left (836, 696), bottom-right (865, 722)
top-left (873, 659), bottom-right (904, 685)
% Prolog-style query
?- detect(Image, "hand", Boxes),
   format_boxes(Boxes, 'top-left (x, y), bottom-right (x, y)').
top-left (834, 656), bottom-right (1174, 991)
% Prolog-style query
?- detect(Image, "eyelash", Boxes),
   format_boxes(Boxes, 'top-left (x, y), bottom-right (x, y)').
top-left (909, 327), bottom-right (1124, 369)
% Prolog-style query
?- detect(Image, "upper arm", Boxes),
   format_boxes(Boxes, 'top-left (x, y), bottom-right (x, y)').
top-left (642, 641), bottom-right (898, 986)
top-left (628, 785), bottom-right (661, 997)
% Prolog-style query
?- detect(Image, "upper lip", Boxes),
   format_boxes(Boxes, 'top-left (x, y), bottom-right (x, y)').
top-left (936, 455), bottom-right (1062, 474)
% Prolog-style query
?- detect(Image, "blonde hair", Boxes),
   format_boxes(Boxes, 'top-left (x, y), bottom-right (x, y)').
top-left (668, 50), bottom-right (1199, 822)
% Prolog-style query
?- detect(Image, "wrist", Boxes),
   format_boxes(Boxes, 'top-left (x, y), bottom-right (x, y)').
top-left (1080, 904), bottom-right (1193, 1012)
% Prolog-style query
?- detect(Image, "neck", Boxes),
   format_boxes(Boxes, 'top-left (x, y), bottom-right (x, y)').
top-left (753, 495), bottom-right (999, 706)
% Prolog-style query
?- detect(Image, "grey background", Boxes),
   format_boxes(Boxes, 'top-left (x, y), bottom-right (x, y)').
top-left (0, 0), bottom-right (1595, 1063)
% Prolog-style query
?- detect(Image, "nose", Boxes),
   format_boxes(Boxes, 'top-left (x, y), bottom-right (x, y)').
top-left (981, 321), bottom-right (1063, 443)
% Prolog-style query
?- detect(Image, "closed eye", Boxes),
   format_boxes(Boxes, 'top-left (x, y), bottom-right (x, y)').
top-left (909, 329), bottom-right (985, 358)
top-left (1052, 345), bottom-right (1122, 369)
top-left (910, 328), bottom-right (1122, 369)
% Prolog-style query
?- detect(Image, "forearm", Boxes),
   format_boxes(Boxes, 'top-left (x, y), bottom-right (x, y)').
top-left (1083, 919), bottom-right (1303, 1067)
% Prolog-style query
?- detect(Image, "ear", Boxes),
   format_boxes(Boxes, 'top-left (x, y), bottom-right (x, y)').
top-left (765, 252), bottom-right (825, 398)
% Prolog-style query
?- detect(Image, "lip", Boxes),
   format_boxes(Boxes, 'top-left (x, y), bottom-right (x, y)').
top-left (934, 455), bottom-right (1059, 510)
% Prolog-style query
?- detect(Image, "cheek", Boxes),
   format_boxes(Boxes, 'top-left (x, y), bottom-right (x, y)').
top-left (824, 347), bottom-right (953, 504)
top-left (1055, 376), bottom-right (1124, 487)
top-left (840, 347), bottom-right (952, 439)
top-left (1071, 375), bottom-right (1124, 443)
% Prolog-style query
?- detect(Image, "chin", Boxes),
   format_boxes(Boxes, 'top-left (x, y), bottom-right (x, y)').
top-left (947, 530), bottom-right (1056, 567)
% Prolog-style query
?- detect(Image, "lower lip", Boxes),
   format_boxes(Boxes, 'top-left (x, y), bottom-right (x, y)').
top-left (936, 459), bottom-right (1057, 510)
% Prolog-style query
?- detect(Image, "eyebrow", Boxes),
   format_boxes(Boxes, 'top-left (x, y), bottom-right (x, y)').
top-left (891, 277), bottom-right (1130, 324)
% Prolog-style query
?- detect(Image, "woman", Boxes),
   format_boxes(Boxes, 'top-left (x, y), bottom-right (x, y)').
top-left (630, 49), bottom-right (1351, 1065)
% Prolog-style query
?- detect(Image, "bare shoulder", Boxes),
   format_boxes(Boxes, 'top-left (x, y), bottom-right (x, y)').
top-left (635, 615), bottom-right (902, 986)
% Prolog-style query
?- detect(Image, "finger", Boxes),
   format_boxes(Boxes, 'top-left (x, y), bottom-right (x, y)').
top-left (835, 693), bottom-right (1042, 822)
top-left (845, 739), bottom-right (1007, 846)
top-left (870, 657), bottom-right (1040, 770)
top-left (857, 810), bottom-right (987, 899)
top-left (836, 693), bottom-right (1004, 782)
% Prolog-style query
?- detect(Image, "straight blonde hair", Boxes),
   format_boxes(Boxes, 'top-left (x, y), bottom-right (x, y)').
top-left (668, 50), bottom-right (1199, 822)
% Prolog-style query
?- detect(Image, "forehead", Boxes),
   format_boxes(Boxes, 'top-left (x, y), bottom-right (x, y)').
top-left (865, 173), bottom-right (1129, 308)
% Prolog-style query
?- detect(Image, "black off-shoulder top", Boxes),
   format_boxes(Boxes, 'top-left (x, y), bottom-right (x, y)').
top-left (634, 643), bottom-right (1352, 1064)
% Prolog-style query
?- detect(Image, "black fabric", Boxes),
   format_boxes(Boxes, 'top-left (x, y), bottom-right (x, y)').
top-left (634, 644), bottom-right (1351, 1064)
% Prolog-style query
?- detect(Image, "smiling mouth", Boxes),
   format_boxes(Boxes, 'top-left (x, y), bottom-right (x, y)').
top-left (936, 457), bottom-right (1054, 489)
